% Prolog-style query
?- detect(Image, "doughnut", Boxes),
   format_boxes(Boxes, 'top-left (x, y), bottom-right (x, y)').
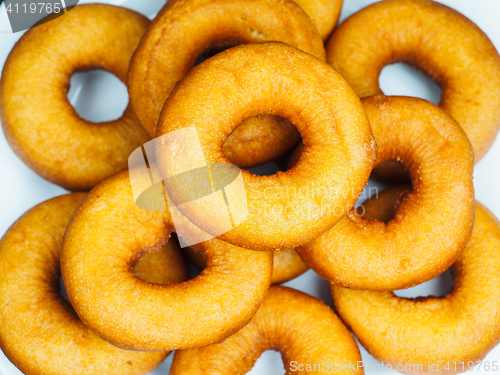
top-left (171, 286), bottom-right (363, 375)
top-left (370, 160), bottom-right (410, 183)
top-left (185, 246), bottom-right (308, 284)
top-left (156, 42), bottom-right (376, 251)
top-left (0, 4), bottom-right (151, 191)
top-left (60, 169), bottom-right (273, 351)
top-left (327, 0), bottom-right (500, 163)
top-left (332, 197), bottom-right (500, 375)
top-left (0, 194), bottom-right (189, 375)
top-left (297, 96), bottom-right (475, 291)
top-left (128, 0), bottom-right (326, 168)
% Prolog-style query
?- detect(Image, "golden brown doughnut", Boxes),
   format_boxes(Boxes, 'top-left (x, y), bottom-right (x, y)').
top-left (171, 286), bottom-right (363, 375)
top-left (297, 96), bottom-right (474, 291)
top-left (0, 4), bottom-right (150, 191)
top-left (186, 245), bottom-right (308, 284)
top-left (327, 0), bottom-right (500, 162)
top-left (332, 198), bottom-right (500, 375)
top-left (0, 194), bottom-right (188, 375)
top-left (157, 42), bottom-right (376, 251)
top-left (128, 0), bottom-right (326, 168)
top-left (61, 169), bottom-right (273, 351)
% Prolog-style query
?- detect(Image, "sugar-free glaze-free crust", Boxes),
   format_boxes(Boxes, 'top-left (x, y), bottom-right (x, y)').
top-left (297, 96), bottom-right (475, 291)
top-left (157, 42), bottom-right (376, 251)
top-left (0, 4), bottom-right (150, 191)
top-left (61, 170), bottom-right (273, 351)
top-left (128, 0), bottom-right (326, 168)
top-left (171, 286), bottom-right (363, 375)
top-left (327, 0), bottom-right (500, 163)
top-left (332, 195), bottom-right (500, 375)
top-left (0, 194), bottom-right (189, 375)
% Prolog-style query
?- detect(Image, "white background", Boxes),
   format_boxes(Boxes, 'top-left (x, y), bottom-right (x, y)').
top-left (1, 0), bottom-right (500, 374)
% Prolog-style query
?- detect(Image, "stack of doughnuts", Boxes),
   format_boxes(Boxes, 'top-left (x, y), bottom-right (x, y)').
top-left (0, 0), bottom-right (499, 374)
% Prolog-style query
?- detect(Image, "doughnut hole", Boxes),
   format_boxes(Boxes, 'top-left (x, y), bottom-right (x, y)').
top-left (68, 69), bottom-right (128, 123)
top-left (245, 160), bottom-right (281, 176)
top-left (394, 268), bottom-right (454, 298)
top-left (375, 63), bottom-right (442, 183)
top-left (379, 63), bottom-right (442, 105)
top-left (242, 121), bottom-right (301, 176)
top-left (355, 183), bottom-right (413, 223)
top-left (131, 236), bottom-right (190, 285)
top-left (248, 350), bottom-right (285, 375)
top-left (370, 159), bottom-right (411, 183)
top-left (223, 115), bottom-right (301, 169)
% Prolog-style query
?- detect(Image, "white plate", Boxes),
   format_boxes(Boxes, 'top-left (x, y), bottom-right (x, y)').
top-left (1, 0), bottom-right (500, 374)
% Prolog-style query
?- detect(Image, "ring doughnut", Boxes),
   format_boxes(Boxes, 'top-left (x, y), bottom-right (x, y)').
top-left (0, 194), bottom-right (188, 375)
top-left (0, 4), bottom-right (150, 191)
top-left (326, 0), bottom-right (500, 163)
top-left (157, 42), bottom-right (376, 251)
top-left (60, 169), bottom-right (273, 351)
top-left (128, 0), bottom-right (326, 168)
top-left (297, 96), bottom-right (474, 291)
top-left (185, 246), bottom-right (308, 284)
top-left (171, 286), bottom-right (363, 375)
top-left (332, 197), bottom-right (500, 374)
